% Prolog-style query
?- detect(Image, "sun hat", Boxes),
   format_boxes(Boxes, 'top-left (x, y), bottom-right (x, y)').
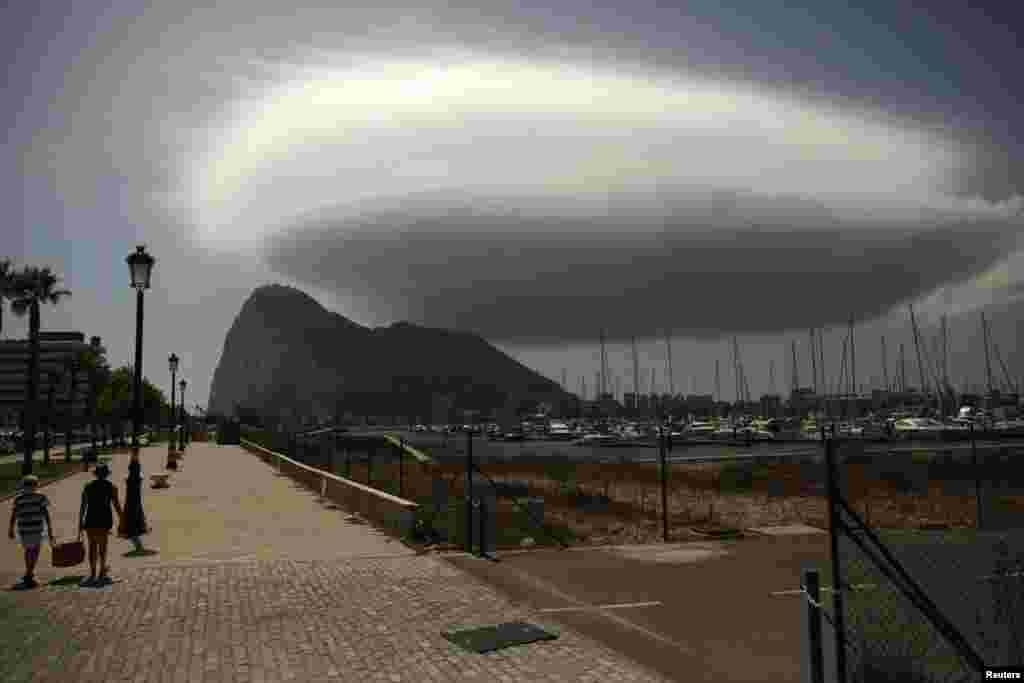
top-left (94, 463), bottom-right (111, 478)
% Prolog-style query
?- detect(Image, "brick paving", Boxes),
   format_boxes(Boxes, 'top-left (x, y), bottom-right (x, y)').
top-left (2, 442), bottom-right (671, 682)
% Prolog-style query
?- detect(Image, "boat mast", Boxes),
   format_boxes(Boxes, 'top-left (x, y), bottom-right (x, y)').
top-left (650, 367), bottom-right (657, 418)
top-left (899, 343), bottom-right (907, 394)
top-left (819, 328), bottom-right (828, 419)
top-left (714, 358), bottom-right (721, 413)
top-left (941, 314), bottom-right (949, 393)
top-left (791, 340), bottom-right (799, 393)
top-left (769, 359), bottom-right (776, 395)
top-left (837, 328), bottom-right (849, 419)
top-left (599, 329), bottom-right (608, 399)
top-left (849, 317), bottom-right (856, 418)
top-left (810, 329), bottom-right (819, 398)
top-left (993, 340), bottom-right (1015, 395)
top-left (909, 305), bottom-right (929, 413)
top-left (881, 335), bottom-right (889, 393)
top-left (631, 336), bottom-right (640, 412)
top-left (665, 329), bottom-right (674, 397)
top-left (981, 312), bottom-right (995, 397)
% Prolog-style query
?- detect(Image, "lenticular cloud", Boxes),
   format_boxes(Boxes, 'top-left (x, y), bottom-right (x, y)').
top-left (184, 51), bottom-right (1023, 341)
top-left (187, 52), bottom-right (968, 245)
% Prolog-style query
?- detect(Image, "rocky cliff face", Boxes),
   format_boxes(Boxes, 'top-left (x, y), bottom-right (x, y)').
top-left (209, 284), bottom-right (570, 420)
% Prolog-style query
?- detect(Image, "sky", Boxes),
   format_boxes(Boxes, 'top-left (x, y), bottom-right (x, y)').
top-left (3, 0), bottom-right (1023, 409)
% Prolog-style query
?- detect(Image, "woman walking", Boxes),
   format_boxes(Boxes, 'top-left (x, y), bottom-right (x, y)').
top-left (78, 463), bottom-right (122, 587)
top-left (118, 449), bottom-right (149, 552)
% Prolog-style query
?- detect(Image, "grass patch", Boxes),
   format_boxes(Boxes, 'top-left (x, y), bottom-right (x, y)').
top-left (0, 461), bottom-right (83, 497)
top-left (0, 592), bottom-right (80, 682)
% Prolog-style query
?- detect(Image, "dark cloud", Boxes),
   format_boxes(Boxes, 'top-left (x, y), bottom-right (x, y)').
top-left (263, 192), bottom-right (1021, 345)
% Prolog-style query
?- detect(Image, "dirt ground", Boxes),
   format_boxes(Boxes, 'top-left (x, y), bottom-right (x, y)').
top-left (360, 458), bottom-right (1009, 546)
top-left (444, 530), bottom-right (833, 682)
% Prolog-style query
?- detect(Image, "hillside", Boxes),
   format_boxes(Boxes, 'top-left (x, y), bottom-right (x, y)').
top-left (208, 284), bottom-right (570, 421)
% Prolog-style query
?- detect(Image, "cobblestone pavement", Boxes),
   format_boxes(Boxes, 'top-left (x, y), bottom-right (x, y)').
top-left (2, 443), bottom-right (671, 682)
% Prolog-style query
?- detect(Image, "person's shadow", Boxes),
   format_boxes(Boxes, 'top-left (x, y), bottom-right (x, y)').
top-left (122, 548), bottom-right (160, 557)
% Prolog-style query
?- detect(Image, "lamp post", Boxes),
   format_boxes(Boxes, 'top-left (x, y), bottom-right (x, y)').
top-left (168, 353), bottom-right (178, 451)
top-left (178, 379), bottom-right (187, 451)
top-left (126, 246), bottom-right (155, 453)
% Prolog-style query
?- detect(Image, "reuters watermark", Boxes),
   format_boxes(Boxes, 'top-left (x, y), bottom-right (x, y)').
top-left (986, 669), bottom-right (1024, 680)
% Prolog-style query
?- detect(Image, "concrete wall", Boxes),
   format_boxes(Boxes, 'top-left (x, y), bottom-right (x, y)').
top-left (241, 438), bottom-right (418, 536)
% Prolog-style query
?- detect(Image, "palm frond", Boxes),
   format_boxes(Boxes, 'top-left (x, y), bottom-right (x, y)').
top-left (9, 298), bottom-right (29, 317)
top-left (6, 265), bottom-right (72, 309)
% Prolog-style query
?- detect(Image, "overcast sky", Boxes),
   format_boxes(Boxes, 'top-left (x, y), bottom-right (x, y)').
top-left (4, 1), bottom-right (1023, 409)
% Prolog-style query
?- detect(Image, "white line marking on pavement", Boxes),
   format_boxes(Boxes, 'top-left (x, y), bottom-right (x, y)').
top-left (771, 583), bottom-right (877, 597)
top-left (490, 562), bottom-right (697, 655)
top-left (539, 601), bottom-right (663, 613)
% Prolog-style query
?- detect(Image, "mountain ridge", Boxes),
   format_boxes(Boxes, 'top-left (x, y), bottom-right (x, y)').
top-left (209, 284), bottom-right (570, 422)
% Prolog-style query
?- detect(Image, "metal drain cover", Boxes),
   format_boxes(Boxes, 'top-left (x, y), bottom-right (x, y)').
top-left (443, 621), bottom-right (558, 653)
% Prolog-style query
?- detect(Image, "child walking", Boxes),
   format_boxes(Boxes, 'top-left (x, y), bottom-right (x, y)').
top-left (7, 475), bottom-right (55, 589)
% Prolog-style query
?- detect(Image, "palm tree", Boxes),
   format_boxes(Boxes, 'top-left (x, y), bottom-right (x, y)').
top-left (9, 266), bottom-right (72, 475)
top-left (0, 258), bottom-right (14, 340)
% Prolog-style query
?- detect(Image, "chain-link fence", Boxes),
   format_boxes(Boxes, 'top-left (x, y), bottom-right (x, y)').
top-left (804, 430), bottom-right (1024, 682)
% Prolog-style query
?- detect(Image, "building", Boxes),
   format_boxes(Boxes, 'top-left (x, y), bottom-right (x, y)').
top-left (0, 332), bottom-right (96, 428)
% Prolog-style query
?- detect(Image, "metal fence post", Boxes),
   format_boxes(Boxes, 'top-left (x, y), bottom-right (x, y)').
top-left (804, 569), bottom-right (825, 683)
top-left (327, 432), bottom-right (334, 475)
top-left (479, 494), bottom-right (486, 558)
top-left (659, 424), bottom-right (669, 542)
top-left (824, 426), bottom-right (848, 683)
top-left (465, 430), bottom-right (474, 553)
top-left (970, 422), bottom-right (984, 530)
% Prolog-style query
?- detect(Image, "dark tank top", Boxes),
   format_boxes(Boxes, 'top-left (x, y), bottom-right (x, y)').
top-left (82, 479), bottom-right (116, 529)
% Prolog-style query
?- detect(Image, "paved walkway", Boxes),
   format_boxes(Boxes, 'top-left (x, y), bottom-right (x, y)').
top-left (1, 442), bottom-right (670, 682)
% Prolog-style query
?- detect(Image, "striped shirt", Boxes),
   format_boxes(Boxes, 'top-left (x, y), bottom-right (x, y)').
top-left (13, 491), bottom-right (49, 537)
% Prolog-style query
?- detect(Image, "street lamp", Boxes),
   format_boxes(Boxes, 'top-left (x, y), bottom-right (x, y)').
top-left (178, 378), bottom-right (187, 451)
top-left (126, 245), bottom-right (155, 452)
top-left (168, 353), bottom-right (179, 450)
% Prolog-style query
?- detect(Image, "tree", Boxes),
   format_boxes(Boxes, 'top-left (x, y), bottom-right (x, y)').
top-left (95, 366), bottom-right (168, 440)
top-left (8, 266), bottom-right (72, 475)
top-left (77, 337), bottom-right (110, 451)
top-left (0, 258), bottom-right (13, 340)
